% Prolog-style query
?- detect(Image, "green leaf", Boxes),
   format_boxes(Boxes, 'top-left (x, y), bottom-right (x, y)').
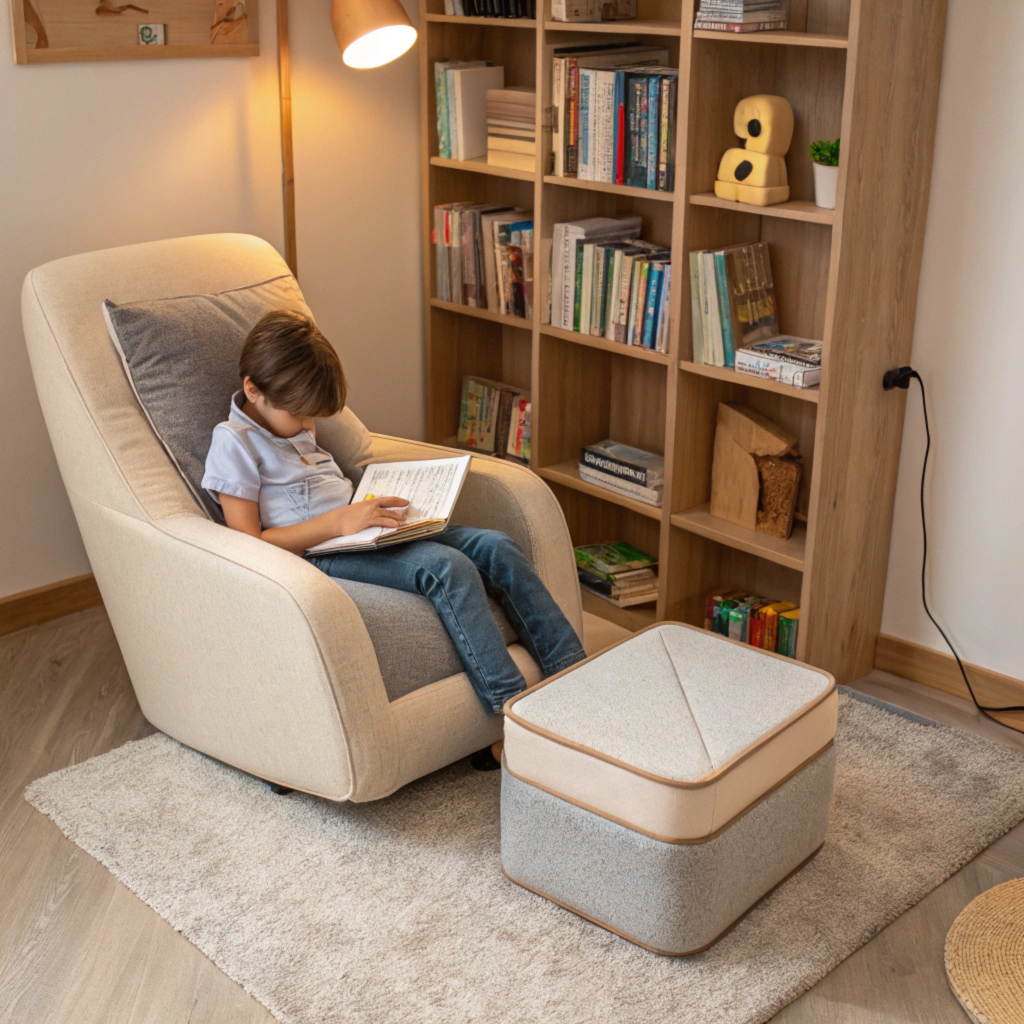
top-left (810, 138), bottom-right (840, 167)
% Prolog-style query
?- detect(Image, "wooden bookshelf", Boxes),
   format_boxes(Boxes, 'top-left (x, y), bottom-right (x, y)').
top-left (420, 0), bottom-right (948, 684)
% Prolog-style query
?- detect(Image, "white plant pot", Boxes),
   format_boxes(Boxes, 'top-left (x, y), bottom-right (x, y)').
top-left (813, 162), bottom-right (839, 210)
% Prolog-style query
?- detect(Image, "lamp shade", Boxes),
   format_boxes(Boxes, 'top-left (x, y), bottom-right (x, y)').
top-left (331, 0), bottom-right (417, 69)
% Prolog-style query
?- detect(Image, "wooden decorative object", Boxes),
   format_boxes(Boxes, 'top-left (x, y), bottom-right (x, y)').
top-left (419, 0), bottom-right (949, 684)
top-left (709, 403), bottom-right (800, 539)
top-left (715, 95), bottom-right (794, 207)
top-left (9, 0), bottom-right (259, 63)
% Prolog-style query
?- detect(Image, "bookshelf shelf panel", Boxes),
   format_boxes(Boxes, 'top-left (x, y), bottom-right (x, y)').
top-left (430, 156), bottom-right (536, 182)
top-left (426, 14), bottom-right (537, 28)
top-left (539, 461), bottom-right (662, 520)
top-left (543, 324), bottom-right (671, 364)
top-left (430, 298), bottom-right (533, 331)
top-left (689, 193), bottom-right (834, 225)
top-left (680, 360), bottom-right (820, 403)
top-left (543, 175), bottom-right (675, 202)
top-left (691, 29), bottom-right (848, 49)
top-left (671, 502), bottom-right (806, 571)
top-left (544, 19), bottom-right (682, 36)
top-left (581, 586), bottom-right (658, 632)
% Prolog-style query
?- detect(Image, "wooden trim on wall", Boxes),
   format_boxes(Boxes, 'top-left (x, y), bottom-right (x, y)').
top-left (875, 633), bottom-right (1024, 734)
top-left (0, 574), bottom-right (103, 638)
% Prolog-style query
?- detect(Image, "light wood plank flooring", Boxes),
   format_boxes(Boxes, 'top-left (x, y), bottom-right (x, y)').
top-left (1, 607), bottom-right (1022, 1024)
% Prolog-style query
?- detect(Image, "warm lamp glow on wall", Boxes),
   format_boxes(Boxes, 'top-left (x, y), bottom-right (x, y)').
top-left (276, 0), bottom-right (417, 274)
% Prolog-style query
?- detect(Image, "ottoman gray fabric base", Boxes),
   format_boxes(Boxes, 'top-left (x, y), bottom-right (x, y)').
top-left (500, 744), bottom-right (836, 955)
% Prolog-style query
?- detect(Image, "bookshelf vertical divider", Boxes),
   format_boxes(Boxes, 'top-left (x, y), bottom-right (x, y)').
top-left (420, 0), bottom-right (947, 681)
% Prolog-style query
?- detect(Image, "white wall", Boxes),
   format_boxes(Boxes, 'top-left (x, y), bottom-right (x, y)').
top-left (879, 0), bottom-right (1024, 681)
top-left (0, 0), bottom-right (423, 599)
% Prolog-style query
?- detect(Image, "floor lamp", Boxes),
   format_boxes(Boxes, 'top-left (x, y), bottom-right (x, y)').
top-left (275, 0), bottom-right (417, 277)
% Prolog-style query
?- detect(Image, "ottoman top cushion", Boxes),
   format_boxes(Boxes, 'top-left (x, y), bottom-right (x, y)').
top-left (507, 623), bottom-right (833, 782)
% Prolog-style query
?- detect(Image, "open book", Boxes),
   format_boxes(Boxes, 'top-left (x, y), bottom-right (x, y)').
top-left (305, 455), bottom-right (472, 555)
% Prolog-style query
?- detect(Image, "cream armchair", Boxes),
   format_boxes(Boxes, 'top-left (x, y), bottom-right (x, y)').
top-left (21, 233), bottom-right (594, 802)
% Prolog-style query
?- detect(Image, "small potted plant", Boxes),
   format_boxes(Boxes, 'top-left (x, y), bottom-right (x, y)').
top-left (810, 138), bottom-right (840, 210)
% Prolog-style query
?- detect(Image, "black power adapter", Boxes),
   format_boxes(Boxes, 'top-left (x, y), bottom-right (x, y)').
top-left (882, 366), bottom-right (1023, 722)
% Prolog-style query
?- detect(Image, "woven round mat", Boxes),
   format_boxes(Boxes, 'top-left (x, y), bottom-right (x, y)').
top-left (946, 877), bottom-right (1024, 1024)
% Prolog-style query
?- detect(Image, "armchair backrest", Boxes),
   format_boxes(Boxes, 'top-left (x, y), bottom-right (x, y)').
top-left (22, 233), bottom-right (372, 527)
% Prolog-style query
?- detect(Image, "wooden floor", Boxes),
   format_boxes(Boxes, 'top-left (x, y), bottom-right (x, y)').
top-left (1, 608), bottom-right (1022, 1024)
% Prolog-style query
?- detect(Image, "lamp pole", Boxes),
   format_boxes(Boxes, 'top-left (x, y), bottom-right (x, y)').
top-left (277, 0), bottom-right (298, 277)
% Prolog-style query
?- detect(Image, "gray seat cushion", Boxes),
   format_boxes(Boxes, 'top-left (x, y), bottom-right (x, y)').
top-left (332, 579), bottom-right (518, 701)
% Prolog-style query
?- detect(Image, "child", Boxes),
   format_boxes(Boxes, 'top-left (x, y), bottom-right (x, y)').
top-left (202, 310), bottom-right (586, 716)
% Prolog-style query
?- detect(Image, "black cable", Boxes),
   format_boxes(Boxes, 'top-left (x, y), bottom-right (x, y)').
top-left (909, 370), bottom-right (1024, 721)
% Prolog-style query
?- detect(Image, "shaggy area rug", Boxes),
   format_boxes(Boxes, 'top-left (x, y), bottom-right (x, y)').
top-left (25, 691), bottom-right (1024, 1024)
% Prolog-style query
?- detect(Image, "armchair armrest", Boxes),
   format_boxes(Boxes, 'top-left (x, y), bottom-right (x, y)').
top-left (73, 494), bottom-right (400, 800)
top-left (367, 435), bottom-right (583, 637)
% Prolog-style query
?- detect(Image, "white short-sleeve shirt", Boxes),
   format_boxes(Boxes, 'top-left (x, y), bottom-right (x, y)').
top-left (202, 391), bottom-right (354, 528)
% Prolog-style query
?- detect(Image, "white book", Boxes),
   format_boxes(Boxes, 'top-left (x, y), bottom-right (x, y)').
top-left (702, 250), bottom-right (725, 366)
top-left (452, 66), bottom-right (505, 160)
top-left (594, 70), bottom-right (617, 183)
top-left (578, 68), bottom-right (596, 181)
top-left (305, 456), bottom-right (472, 555)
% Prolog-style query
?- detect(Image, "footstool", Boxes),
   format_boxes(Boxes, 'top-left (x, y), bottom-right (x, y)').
top-left (500, 622), bottom-right (837, 955)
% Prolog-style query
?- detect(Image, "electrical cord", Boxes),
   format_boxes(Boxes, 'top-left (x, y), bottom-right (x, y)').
top-left (884, 366), bottom-right (1024, 722)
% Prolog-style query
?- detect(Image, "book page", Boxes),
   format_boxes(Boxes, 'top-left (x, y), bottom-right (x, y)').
top-left (305, 455), bottom-right (471, 555)
top-left (352, 455), bottom-right (470, 525)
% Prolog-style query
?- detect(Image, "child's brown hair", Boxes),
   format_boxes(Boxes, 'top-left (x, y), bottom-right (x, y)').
top-left (240, 310), bottom-right (347, 417)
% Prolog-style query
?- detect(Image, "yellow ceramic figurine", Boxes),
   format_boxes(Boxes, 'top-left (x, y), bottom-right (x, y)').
top-left (715, 95), bottom-right (794, 207)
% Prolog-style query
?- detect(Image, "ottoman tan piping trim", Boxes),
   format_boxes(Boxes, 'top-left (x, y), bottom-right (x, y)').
top-left (501, 844), bottom-right (825, 957)
top-left (502, 741), bottom-right (833, 844)
top-left (504, 621), bottom-right (837, 789)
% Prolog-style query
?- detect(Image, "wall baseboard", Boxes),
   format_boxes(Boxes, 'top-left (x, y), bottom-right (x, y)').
top-left (0, 574), bottom-right (103, 638)
top-left (875, 633), bottom-right (1024, 733)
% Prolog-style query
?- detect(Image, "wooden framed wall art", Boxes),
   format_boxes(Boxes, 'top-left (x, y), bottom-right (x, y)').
top-left (10, 0), bottom-right (259, 63)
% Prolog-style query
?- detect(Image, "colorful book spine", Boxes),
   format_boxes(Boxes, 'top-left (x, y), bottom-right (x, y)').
top-left (713, 251), bottom-right (735, 367)
top-left (642, 264), bottom-right (663, 349)
top-left (646, 75), bottom-right (660, 190)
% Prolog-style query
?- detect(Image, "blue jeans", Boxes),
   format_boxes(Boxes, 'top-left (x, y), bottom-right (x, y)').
top-left (307, 526), bottom-right (586, 714)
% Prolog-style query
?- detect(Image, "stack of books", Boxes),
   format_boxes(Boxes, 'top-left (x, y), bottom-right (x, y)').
top-left (575, 542), bottom-right (658, 608)
top-left (456, 377), bottom-right (531, 464)
top-left (434, 62), bottom-right (504, 161)
top-left (434, 204), bottom-right (533, 318)
top-left (693, 0), bottom-right (787, 33)
top-left (705, 590), bottom-right (800, 657)
top-left (579, 440), bottom-right (664, 507)
top-left (735, 337), bottom-right (822, 389)
top-left (444, 0), bottom-right (535, 16)
top-left (487, 88), bottom-right (542, 173)
top-left (688, 241), bottom-right (777, 368)
top-left (549, 216), bottom-right (671, 351)
top-left (551, 42), bottom-right (669, 178)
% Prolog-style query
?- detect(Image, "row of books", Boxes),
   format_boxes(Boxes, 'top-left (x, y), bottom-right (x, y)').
top-left (487, 87), bottom-right (541, 173)
top-left (434, 61), bottom-right (504, 161)
top-left (456, 376), bottom-right (531, 464)
top-left (706, 590), bottom-right (800, 658)
top-left (434, 203), bottom-right (534, 318)
top-left (575, 65), bottom-right (678, 189)
top-left (443, 0), bottom-right (535, 16)
top-left (579, 439), bottom-right (664, 507)
top-left (688, 241), bottom-right (777, 368)
top-left (694, 0), bottom-right (787, 32)
top-left (552, 42), bottom-right (672, 185)
top-left (575, 541), bottom-right (658, 609)
top-left (549, 216), bottom-right (672, 352)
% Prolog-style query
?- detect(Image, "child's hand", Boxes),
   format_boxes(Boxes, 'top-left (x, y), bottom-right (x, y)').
top-left (330, 496), bottom-right (409, 536)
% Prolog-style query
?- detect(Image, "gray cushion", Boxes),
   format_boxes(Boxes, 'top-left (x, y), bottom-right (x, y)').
top-left (332, 579), bottom-right (517, 701)
top-left (101, 274), bottom-right (367, 521)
